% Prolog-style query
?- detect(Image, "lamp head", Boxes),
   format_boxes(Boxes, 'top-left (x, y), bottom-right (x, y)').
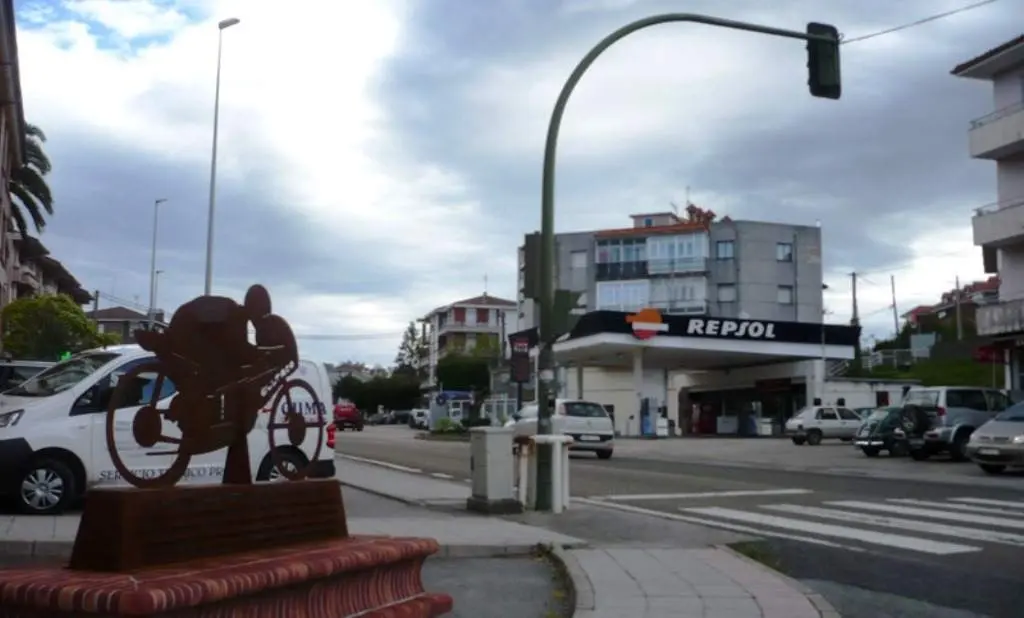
top-left (218, 17), bottom-right (240, 30)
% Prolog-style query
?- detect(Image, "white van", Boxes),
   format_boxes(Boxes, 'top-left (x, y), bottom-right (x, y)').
top-left (0, 345), bottom-right (335, 515)
top-left (505, 398), bottom-right (615, 459)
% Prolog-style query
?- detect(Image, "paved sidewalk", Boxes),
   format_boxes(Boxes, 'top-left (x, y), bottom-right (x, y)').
top-left (0, 485), bottom-right (584, 559)
top-left (564, 547), bottom-right (838, 618)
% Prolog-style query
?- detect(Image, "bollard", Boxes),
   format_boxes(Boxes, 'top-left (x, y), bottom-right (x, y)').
top-left (529, 434), bottom-right (574, 513)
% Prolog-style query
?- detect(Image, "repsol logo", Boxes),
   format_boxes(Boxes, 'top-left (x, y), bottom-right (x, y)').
top-left (685, 318), bottom-right (776, 339)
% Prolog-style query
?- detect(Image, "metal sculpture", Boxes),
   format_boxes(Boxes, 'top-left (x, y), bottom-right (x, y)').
top-left (104, 284), bottom-right (327, 488)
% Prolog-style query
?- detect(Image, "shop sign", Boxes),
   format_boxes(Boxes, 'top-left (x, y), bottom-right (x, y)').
top-left (685, 318), bottom-right (777, 340)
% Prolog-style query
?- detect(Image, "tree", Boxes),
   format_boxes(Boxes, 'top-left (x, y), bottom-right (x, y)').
top-left (437, 352), bottom-right (492, 423)
top-left (395, 321), bottom-right (420, 367)
top-left (1, 294), bottom-right (118, 360)
top-left (9, 124), bottom-right (54, 235)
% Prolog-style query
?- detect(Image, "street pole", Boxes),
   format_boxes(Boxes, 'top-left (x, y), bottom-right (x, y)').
top-left (204, 17), bottom-right (241, 296)
top-left (148, 198), bottom-right (167, 329)
top-left (154, 270), bottom-right (164, 324)
top-left (535, 13), bottom-right (840, 511)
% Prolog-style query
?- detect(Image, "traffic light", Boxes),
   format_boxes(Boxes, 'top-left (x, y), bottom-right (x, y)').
top-left (806, 22), bottom-right (841, 100)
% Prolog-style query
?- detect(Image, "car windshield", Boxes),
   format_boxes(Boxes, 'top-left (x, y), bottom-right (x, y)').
top-left (867, 409), bottom-right (893, 421)
top-left (903, 389), bottom-right (940, 406)
top-left (564, 402), bottom-right (609, 418)
top-left (994, 403), bottom-right (1024, 422)
top-left (793, 407), bottom-right (817, 420)
top-left (5, 352), bottom-right (118, 397)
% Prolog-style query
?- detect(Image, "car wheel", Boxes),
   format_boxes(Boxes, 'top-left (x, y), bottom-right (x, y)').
top-left (256, 449), bottom-right (309, 482)
top-left (806, 430), bottom-right (823, 446)
top-left (356, 425), bottom-right (364, 432)
top-left (596, 450), bottom-right (613, 460)
top-left (980, 464), bottom-right (1006, 475)
top-left (861, 446), bottom-right (880, 457)
top-left (909, 449), bottom-right (931, 461)
top-left (950, 432), bottom-right (970, 462)
top-left (17, 458), bottom-right (76, 515)
top-left (791, 437), bottom-right (806, 445)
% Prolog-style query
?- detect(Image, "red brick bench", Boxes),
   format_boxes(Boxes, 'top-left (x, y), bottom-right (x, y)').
top-left (0, 536), bottom-right (453, 617)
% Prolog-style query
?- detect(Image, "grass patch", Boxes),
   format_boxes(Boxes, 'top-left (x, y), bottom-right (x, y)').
top-left (415, 432), bottom-right (471, 442)
top-left (729, 540), bottom-right (783, 571)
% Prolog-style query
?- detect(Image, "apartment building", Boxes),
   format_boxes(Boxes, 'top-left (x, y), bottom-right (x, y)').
top-left (0, 0), bottom-right (25, 308)
top-left (957, 35), bottom-right (1024, 389)
top-left (420, 293), bottom-right (516, 387)
top-left (10, 233), bottom-right (91, 305)
top-left (516, 208), bottom-right (824, 332)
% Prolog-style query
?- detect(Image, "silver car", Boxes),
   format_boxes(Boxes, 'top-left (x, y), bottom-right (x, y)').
top-left (785, 405), bottom-right (863, 445)
top-left (965, 402), bottom-right (1024, 474)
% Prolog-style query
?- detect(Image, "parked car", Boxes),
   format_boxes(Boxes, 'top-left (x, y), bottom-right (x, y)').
top-left (505, 399), bottom-right (615, 459)
top-left (785, 405), bottom-right (863, 445)
top-left (367, 411), bottom-right (388, 425)
top-left (392, 410), bottom-right (412, 425)
top-left (333, 402), bottom-right (363, 431)
top-left (408, 409), bottom-right (429, 429)
top-left (965, 402), bottom-right (1024, 474)
top-left (903, 386), bottom-right (1010, 461)
top-left (853, 406), bottom-right (916, 457)
top-left (853, 407), bottom-right (876, 420)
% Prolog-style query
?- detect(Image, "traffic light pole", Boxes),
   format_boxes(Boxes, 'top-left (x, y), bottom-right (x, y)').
top-left (534, 13), bottom-right (839, 511)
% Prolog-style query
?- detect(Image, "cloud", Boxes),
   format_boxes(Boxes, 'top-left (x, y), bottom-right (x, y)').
top-left (17, 0), bottom-right (1016, 367)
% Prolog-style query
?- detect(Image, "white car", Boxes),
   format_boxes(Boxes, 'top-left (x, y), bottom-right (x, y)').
top-left (505, 398), bottom-right (615, 459)
top-left (785, 404), bottom-right (863, 445)
top-left (0, 344), bottom-right (334, 515)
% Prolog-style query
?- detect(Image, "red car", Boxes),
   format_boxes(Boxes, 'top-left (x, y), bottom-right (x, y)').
top-left (334, 403), bottom-right (364, 431)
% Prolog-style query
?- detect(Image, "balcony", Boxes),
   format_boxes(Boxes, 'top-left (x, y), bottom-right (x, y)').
top-left (646, 257), bottom-right (708, 276)
top-left (595, 261), bottom-right (648, 281)
top-left (648, 299), bottom-right (708, 316)
top-left (436, 320), bottom-right (503, 336)
top-left (976, 297), bottom-right (1024, 336)
top-left (969, 101), bottom-right (1024, 160)
top-left (972, 196), bottom-right (1024, 247)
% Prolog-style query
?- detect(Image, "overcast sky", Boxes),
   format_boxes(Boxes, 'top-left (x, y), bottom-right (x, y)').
top-left (13, 0), bottom-right (1019, 365)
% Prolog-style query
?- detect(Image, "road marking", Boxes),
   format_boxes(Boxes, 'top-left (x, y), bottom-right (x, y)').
top-left (762, 504), bottom-right (1024, 548)
top-left (431, 472), bottom-right (455, 480)
top-left (949, 497), bottom-right (1024, 510)
top-left (337, 454), bottom-right (423, 474)
top-left (827, 501), bottom-right (1024, 530)
top-left (590, 489), bottom-right (813, 502)
top-left (573, 498), bottom-right (863, 552)
top-left (682, 507), bottom-right (980, 555)
top-left (886, 499), bottom-right (1024, 517)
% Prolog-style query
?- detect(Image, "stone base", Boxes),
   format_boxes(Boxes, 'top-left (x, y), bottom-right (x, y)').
top-left (0, 536), bottom-right (453, 617)
top-left (466, 495), bottom-right (523, 515)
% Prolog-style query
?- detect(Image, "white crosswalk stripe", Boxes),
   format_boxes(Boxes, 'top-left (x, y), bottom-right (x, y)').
top-left (626, 493), bottom-right (1024, 556)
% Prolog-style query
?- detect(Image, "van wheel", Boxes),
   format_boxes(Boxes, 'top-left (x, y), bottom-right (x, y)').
top-left (791, 437), bottom-right (806, 445)
top-left (17, 458), bottom-right (76, 515)
top-left (257, 449), bottom-right (308, 482)
top-left (980, 464), bottom-right (1006, 475)
top-left (806, 430), bottom-right (823, 446)
top-left (950, 433), bottom-right (971, 462)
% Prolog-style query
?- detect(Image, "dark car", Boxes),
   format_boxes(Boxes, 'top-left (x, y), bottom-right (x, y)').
top-left (853, 406), bottom-right (924, 457)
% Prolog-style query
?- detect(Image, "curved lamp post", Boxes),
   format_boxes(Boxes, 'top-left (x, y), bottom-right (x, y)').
top-left (532, 13), bottom-right (841, 510)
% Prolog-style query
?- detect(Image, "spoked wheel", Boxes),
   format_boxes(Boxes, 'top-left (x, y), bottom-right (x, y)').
top-left (105, 360), bottom-right (191, 488)
top-left (267, 378), bottom-right (326, 480)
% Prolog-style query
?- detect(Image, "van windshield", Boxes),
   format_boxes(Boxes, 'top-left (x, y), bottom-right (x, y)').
top-left (5, 352), bottom-right (119, 397)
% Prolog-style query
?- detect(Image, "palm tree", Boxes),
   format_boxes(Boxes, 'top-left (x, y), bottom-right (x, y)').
top-left (8, 124), bottom-right (53, 235)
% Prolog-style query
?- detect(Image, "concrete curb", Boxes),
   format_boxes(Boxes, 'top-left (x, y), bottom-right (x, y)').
top-left (339, 479), bottom-right (433, 507)
top-left (549, 544), bottom-right (591, 615)
top-left (718, 545), bottom-right (841, 618)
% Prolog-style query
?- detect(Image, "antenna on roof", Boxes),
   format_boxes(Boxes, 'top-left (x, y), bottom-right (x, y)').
top-left (685, 185), bottom-right (692, 206)
top-left (483, 274), bottom-right (488, 296)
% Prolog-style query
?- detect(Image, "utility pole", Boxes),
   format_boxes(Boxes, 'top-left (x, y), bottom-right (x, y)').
top-left (850, 272), bottom-right (859, 326)
top-left (91, 291), bottom-right (100, 325)
top-left (890, 275), bottom-right (899, 337)
top-left (954, 275), bottom-right (963, 341)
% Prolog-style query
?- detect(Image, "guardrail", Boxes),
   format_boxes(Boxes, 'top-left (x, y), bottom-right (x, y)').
top-left (974, 196), bottom-right (1024, 217)
top-left (970, 100), bottom-right (1024, 130)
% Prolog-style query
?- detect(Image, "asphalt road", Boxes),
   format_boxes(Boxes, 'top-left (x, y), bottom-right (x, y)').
top-left (337, 426), bottom-right (1024, 618)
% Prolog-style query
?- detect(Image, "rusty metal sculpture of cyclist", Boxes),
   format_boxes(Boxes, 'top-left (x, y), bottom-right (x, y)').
top-left (104, 284), bottom-right (327, 488)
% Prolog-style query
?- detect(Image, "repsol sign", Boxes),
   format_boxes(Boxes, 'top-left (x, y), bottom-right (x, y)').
top-left (685, 318), bottom-right (776, 340)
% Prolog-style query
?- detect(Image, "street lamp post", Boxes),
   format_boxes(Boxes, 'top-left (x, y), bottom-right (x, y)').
top-left (533, 13), bottom-right (840, 511)
top-left (154, 270), bottom-right (164, 324)
top-left (148, 198), bottom-right (168, 329)
top-left (203, 17), bottom-right (241, 296)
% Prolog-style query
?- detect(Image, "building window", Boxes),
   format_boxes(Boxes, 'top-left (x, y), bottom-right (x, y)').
top-left (715, 241), bottom-right (734, 260)
top-left (570, 251), bottom-right (587, 269)
top-left (717, 284), bottom-right (736, 303)
top-left (777, 285), bottom-right (794, 305)
top-left (776, 242), bottom-right (793, 262)
top-left (596, 280), bottom-right (651, 312)
top-left (476, 308), bottom-right (489, 324)
top-left (644, 217), bottom-right (653, 227)
top-left (453, 307), bottom-right (466, 323)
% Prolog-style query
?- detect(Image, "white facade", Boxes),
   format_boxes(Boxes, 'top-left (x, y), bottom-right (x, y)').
top-left (420, 295), bottom-right (516, 387)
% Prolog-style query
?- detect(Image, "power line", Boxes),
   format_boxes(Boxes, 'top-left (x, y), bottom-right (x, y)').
top-left (841, 0), bottom-right (1001, 45)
